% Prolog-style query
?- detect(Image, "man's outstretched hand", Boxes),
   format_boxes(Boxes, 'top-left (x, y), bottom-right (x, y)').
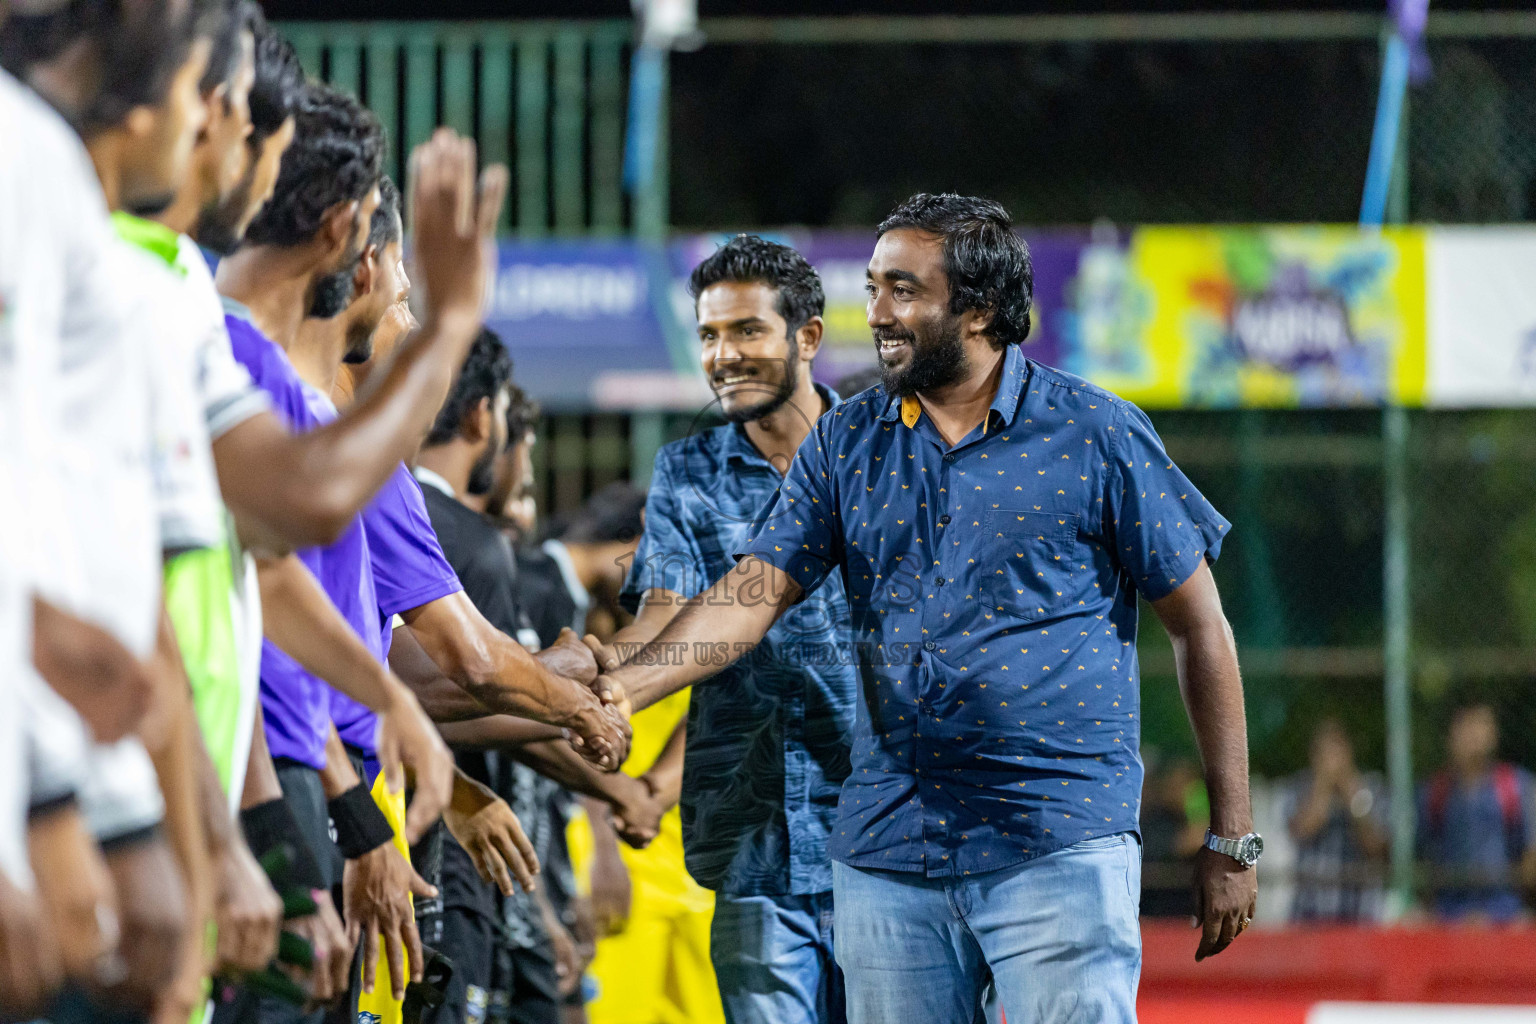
top-left (1192, 847), bottom-right (1257, 962)
top-left (537, 628), bottom-right (598, 686)
top-left (408, 128), bottom-right (507, 332)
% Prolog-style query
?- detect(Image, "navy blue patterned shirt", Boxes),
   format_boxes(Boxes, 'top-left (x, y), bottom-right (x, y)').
top-left (741, 347), bottom-right (1229, 878)
top-left (623, 385), bottom-right (858, 896)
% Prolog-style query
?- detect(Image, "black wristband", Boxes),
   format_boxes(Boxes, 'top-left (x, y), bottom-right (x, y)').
top-left (328, 783), bottom-right (394, 859)
top-left (241, 798), bottom-right (326, 892)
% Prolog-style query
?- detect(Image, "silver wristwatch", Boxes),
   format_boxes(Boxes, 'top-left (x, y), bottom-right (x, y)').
top-left (1204, 829), bottom-right (1264, 868)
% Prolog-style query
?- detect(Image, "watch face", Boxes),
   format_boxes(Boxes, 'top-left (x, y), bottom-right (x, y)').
top-left (1242, 834), bottom-right (1264, 865)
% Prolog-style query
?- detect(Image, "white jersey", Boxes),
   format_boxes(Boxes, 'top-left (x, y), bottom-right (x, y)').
top-left (0, 70), bottom-right (162, 841)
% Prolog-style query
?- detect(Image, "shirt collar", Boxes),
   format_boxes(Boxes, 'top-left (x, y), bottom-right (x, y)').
top-left (412, 465), bottom-right (455, 499)
top-left (112, 211), bottom-right (184, 273)
top-left (221, 294), bottom-right (255, 323)
top-left (723, 383), bottom-right (842, 466)
top-left (877, 345), bottom-right (1030, 433)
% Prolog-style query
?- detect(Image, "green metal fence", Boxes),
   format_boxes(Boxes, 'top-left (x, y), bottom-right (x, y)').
top-left (280, 20), bottom-right (668, 239)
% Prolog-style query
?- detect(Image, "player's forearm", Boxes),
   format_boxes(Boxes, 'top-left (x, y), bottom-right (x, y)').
top-left (1172, 615), bottom-right (1253, 837)
top-left (256, 554), bottom-right (404, 714)
top-left (319, 725), bottom-right (363, 800)
top-left (192, 723), bottom-right (236, 852)
top-left (437, 717), bottom-right (565, 749)
top-left (144, 608), bottom-right (213, 936)
top-left (613, 559), bottom-right (794, 713)
top-left (301, 312), bottom-right (480, 512)
top-left (240, 707), bottom-right (283, 810)
top-left (641, 719), bottom-right (686, 810)
top-left (405, 596), bottom-right (606, 732)
top-left (388, 624), bottom-right (487, 723)
top-left (510, 739), bottom-right (648, 810)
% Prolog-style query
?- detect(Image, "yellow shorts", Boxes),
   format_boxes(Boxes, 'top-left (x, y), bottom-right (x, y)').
top-left (355, 768), bottom-right (410, 1024)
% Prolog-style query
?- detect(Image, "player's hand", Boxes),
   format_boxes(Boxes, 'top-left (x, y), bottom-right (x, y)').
top-left (343, 844), bottom-right (436, 1001)
top-left (582, 634), bottom-right (622, 675)
top-left (586, 835), bottom-right (633, 937)
top-left (31, 597), bottom-right (154, 744)
top-left (0, 869), bottom-right (64, 1017)
top-left (408, 128), bottom-right (507, 331)
top-left (545, 916), bottom-right (584, 999)
top-left (443, 775), bottom-right (539, 896)
top-left (26, 806), bottom-right (118, 985)
top-left (281, 889), bottom-right (349, 1007)
top-left (611, 776), bottom-right (664, 850)
top-left (536, 628), bottom-right (599, 686)
top-left (374, 681), bottom-right (454, 844)
top-left (565, 698), bottom-right (631, 772)
top-left (100, 837), bottom-right (189, 1011)
top-left (213, 835), bottom-right (283, 975)
top-left (1192, 846), bottom-right (1257, 962)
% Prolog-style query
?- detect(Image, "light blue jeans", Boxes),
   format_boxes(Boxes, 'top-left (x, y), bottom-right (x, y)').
top-left (832, 832), bottom-right (1142, 1024)
top-left (710, 891), bottom-right (845, 1024)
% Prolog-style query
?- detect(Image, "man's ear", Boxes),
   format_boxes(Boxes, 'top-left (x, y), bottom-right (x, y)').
top-left (964, 305), bottom-right (996, 341)
top-left (353, 243), bottom-right (379, 299)
top-left (463, 396), bottom-right (492, 443)
top-left (197, 84), bottom-right (227, 144)
top-left (322, 200), bottom-right (359, 257)
top-left (795, 315), bottom-right (825, 363)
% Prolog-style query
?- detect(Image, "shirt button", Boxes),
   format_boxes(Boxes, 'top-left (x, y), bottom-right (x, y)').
top-left (938, 514), bottom-right (951, 525)
top-left (924, 641), bottom-right (936, 651)
top-left (943, 453), bottom-right (955, 463)
top-left (935, 577), bottom-right (947, 587)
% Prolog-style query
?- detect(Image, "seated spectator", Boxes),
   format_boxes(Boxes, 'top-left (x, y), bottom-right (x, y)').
top-left (1418, 704), bottom-right (1536, 922)
top-left (1280, 718), bottom-right (1388, 922)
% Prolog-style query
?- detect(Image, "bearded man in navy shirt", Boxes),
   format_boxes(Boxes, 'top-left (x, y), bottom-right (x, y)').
top-left (595, 194), bottom-right (1260, 1024)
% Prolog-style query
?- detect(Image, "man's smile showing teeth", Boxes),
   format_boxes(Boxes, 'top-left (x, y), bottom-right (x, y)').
top-left (717, 374), bottom-right (755, 386)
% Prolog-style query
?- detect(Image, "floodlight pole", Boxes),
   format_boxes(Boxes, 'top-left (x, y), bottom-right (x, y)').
top-left (1365, 18), bottom-right (1419, 914)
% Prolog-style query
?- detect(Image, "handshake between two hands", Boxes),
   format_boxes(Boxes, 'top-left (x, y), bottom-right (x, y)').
top-left (533, 628), bottom-right (634, 771)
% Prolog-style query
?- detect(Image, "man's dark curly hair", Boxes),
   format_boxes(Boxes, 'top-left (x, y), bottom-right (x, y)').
top-left (368, 175), bottom-right (401, 249)
top-left (504, 385), bottom-right (540, 449)
top-left (1, 0), bottom-right (209, 137)
top-left (242, 80), bottom-right (383, 248)
top-left (247, 11), bottom-right (301, 145)
top-left (877, 193), bottom-right (1033, 348)
top-left (197, 0), bottom-right (244, 98)
top-left (687, 234), bottom-right (825, 338)
top-left (426, 329), bottom-right (514, 448)
top-left (561, 482), bottom-right (647, 547)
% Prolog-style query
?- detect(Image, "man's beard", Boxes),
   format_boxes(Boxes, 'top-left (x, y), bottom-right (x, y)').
top-left (309, 243), bottom-right (362, 319)
top-left (341, 317), bottom-right (376, 364)
top-left (466, 444), bottom-right (499, 496)
top-left (194, 173), bottom-right (254, 256)
top-left (719, 353), bottom-right (800, 425)
top-left (876, 315), bottom-right (968, 398)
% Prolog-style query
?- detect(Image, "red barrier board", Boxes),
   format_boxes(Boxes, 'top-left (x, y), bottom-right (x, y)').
top-left (1140, 921), bottom-right (1536, 1005)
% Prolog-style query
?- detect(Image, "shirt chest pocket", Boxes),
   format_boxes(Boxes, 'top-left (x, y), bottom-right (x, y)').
top-left (976, 510), bottom-right (1080, 622)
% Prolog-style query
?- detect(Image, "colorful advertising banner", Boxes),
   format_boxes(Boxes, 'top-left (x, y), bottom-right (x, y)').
top-left (1052, 226), bottom-right (1427, 408)
top-left (485, 226), bottom-right (1532, 411)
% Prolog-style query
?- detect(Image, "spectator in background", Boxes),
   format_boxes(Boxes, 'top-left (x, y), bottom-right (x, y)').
top-left (1281, 719), bottom-right (1389, 922)
top-left (1139, 754), bottom-right (1208, 919)
top-left (1419, 704), bottom-right (1536, 923)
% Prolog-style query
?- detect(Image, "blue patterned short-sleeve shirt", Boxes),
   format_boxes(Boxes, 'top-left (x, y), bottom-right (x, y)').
top-left (740, 347), bottom-right (1229, 878)
top-left (623, 386), bottom-right (858, 896)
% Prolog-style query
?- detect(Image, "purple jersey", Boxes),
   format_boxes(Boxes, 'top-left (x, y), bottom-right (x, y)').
top-left (225, 304), bottom-right (385, 769)
top-left (330, 463), bottom-right (462, 756)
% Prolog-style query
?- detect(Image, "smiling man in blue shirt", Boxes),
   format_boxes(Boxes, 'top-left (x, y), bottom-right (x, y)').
top-left (597, 195), bottom-right (1259, 1024)
top-left (598, 236), bottom-right (857, 1024)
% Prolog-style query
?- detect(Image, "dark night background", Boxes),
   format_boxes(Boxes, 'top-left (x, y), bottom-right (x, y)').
top-left (262, 0), bottom-right (1531, 19)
